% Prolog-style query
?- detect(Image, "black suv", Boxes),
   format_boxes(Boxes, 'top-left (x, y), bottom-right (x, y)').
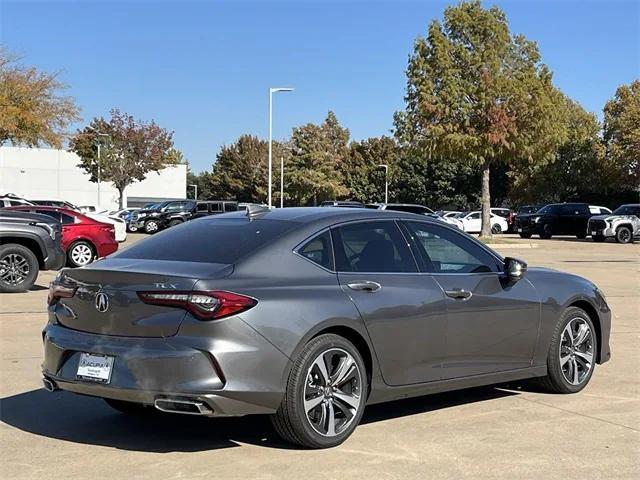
top-left (515, 202), bottom-right (593, 239)
top-left (130, 200), bottom-right (196, 234)
top-left (0, 211), bottom-right (65, 292)
top-left (158, 200), bottom-right (239, 229)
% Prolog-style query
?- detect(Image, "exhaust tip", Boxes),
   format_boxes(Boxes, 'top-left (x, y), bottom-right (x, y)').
top-left (42, 377), bottom-right (57, 392)
top-left (154, 398), bottom-right (214, 416)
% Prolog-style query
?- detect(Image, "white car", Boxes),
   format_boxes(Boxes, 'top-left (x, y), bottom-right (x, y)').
top-left (86, 213), bottom-right (127, 242)
top-left (458, 211), bottom-right (509, 234)
top-left (589, 205), bottom-right (612, 215)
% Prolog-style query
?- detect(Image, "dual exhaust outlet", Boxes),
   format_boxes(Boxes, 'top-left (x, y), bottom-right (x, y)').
top-left (42, 377), bottom-right (213, 416)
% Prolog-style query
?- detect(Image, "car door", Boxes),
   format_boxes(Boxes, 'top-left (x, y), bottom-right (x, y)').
top-left (401, 220), bottom-right (540, 379)
top-left (464, 212), bottom-right (481, 232)
top-left (332, 220), bottom-right (447, 386)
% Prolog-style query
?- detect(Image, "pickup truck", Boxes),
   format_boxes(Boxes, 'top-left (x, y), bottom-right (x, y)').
top-left (0, 211), bottom-right (65, 292)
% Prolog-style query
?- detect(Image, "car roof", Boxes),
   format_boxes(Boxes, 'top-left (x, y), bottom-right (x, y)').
top-left (6, 205), bottom-right (80, 216)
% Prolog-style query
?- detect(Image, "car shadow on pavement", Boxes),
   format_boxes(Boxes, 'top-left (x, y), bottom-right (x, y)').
top-left (1, 385), bottom-right (519, 452)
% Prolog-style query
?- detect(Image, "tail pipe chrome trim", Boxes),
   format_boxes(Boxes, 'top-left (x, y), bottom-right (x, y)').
top-left (42, 377), bottom-right (57, 392)
top-left (154, 398), bottom-right (214, 416)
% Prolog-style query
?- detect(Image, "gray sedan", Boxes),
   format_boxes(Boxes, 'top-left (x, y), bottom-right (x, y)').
top-left (43, 207), bottom-right (611, 448)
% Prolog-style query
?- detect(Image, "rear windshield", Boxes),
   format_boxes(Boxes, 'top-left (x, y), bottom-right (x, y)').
top-left (115, 217), bottom-right (297, 264)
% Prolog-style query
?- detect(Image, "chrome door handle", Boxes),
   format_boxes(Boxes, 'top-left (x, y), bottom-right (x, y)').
top-left (444, 289), bottom-right (472, 300)
top-left (347, 281), bottom-right (382, 292)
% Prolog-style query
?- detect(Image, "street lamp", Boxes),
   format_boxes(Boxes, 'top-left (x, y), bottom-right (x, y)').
top-left (188, 184), bottom-right (198, 200)
top-left (378, 164), bottom-right (388, 204)
top-left (95, 132), bottom-right (109, 207)
top-left (268, 87), bottom-right (293, 208)
top-left (280, 156), bottom-right (284, 208)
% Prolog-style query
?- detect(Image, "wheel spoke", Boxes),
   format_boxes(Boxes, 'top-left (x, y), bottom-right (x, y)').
top-left (331, 356), bottom-right (355, 386)
top-left (325, 401), bottom-right (336, 436)
top-left (573, 323), bottom-right (590, 346)
top-left (333, 390), bottom-right (359, 409)
top-left (304, 394), bottom-right (324, 413)
top-left (312, 356), bottom-right (330, 385)
top-left (560, 354), bottom-right (572, 367)
top-left (574, 350), bottom-right (593, 364)
top-left (571, 358), bottom-right (580, 384)
top-left (332, 397), bottom-right (355, 422)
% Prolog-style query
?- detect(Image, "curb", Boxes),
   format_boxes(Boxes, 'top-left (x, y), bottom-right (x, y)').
top-left (485, 243), bottom-right (539, 249)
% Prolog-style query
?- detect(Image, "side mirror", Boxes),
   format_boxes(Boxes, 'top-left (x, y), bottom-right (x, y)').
top-left (504, 257), bottom-right (527, 280)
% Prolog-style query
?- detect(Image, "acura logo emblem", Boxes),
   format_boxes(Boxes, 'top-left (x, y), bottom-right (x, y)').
top-left (95, 292), bottom-right (109, 313)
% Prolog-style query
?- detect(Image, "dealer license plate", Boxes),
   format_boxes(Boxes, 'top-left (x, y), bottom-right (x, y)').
top-left (77, 353), bottom-right (114, 383)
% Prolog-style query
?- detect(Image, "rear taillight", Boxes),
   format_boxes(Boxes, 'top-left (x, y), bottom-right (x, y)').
top-left (137, 290), bottom-right (257, 320)
top-left (48, 282), bottom-right (77, 305)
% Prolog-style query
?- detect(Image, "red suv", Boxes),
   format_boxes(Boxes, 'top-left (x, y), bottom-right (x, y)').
top-left (6, 206), bottom-right (118, 267)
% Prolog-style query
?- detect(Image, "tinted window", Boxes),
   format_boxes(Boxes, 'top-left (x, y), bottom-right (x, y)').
top-left (36, 210), bottom-right (61, 222)
top-left (298, 231), bottom-right (333, 270)
top-left (60, 213), bottom-right (76, 224)
top-left (209, 202), bottom-right (222, 212)
top-left (164, 202), bottom-right (186, 212)
top-left (538, 205), bottom-right (560, 214)
top-left (332, 221), bottom-right (416, 273)
top-left (404, 221), bottom-right (499, 274)
top-left (560, 204), bottom-right (586, 215)
top-left (224, 203), bottom-right (238, 212)
top-left (386, 205), bottom-right (433, 215)
top-left (467, 212), bottom-right (480, 220)
top-left (492, 209), bottom-right (510, 218)
top-left (196, 203), bottom-right (209, 212)
top-left (613, 205), bottom-right (640, 216)
top-left (115, 218), bottom-right (296, 264)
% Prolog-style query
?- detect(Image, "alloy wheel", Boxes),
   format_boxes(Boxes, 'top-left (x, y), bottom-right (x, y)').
top-left (0, 253), bottom-right (30, 285)
top-left (559, 317), bottom-right (594, 386)
top-left (304, 348), bottom-right (362, 437)
top-left (146, 221), bottom-right (158, 233)
top-left (71, 244), bottom-right (93, 266)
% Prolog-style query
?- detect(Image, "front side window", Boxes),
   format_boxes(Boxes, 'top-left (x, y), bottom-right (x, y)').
top-left (298, 230), bottom-right (334, 270)
top-left (332, 221), bottom-right (416, 273)
top-left (196, 203), bottom-right (209, 212)
top-left (403, 221), bottom-right (499, 274)
top-left (467, 212), bottom-right (480, 220)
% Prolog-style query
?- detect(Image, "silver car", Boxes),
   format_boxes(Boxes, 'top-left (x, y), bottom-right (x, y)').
top-left (43, 207), bottom-right (611, 448)
top-left (588, 204), bottom-right (640, 244)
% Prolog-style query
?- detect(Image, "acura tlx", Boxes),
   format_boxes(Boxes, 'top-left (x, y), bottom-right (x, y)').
top-left (43, 207), bottom-right (611, 448)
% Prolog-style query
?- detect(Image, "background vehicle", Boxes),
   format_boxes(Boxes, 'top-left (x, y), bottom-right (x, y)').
top-left (85, 212), bottom-right (127, 242)
top-left (458, 211), bottom-right (508, 234)
top-left (109, 208), bottom-right (141, 232)
top-left (589, 205), bottom-right (612, 215)
top-left (30, 199), bottom-right (79, 210)
top-left (320, 201), bottom-right (364, 208)
top-left (366, 203), bottom-right (464, 229)
top-left (6, 206), bottom-right (118, 267)
top-left (0, 211), bottom-right (65, 292)
top-left (159, 200), bottom-right (238, 228)
top-left (515, 203), bottom-right (592, 239)
top-left (491, 208), bottom-right (515, 232)
top-left (1, 194), bottom-right (35, 208)
top-left (130, 200), bottom-right (194, 234)
top-left (588, 204), bottom-right (640, 244)
top-left (42, 208), bottom-right (611, 449)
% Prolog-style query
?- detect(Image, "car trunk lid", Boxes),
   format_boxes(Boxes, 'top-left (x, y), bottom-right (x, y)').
top-left (55, 258), bottom-right (233, 337)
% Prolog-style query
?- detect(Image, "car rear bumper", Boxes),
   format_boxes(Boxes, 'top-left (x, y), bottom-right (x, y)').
top-left (41, 316), bottom-right (291, 416)
top-left (96, 240), bottom-right (118, 258)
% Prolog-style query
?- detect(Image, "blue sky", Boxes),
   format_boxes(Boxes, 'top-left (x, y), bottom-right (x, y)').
top-left (1, 0), bottom-right (638, 172)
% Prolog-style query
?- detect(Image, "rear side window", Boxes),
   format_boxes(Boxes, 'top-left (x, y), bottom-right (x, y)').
top-left (332, 221), bottom-right (416, 273)
top-left (36, 210), bottom-right (61, 222)
top-left (115, 218), bottom-right (297, 264)
top-left (196, 203), bottom-right (209, 212)
top-left (298, 231), bottom-right (334, 270)
top-left (224, 203), bottom-right (238, 212)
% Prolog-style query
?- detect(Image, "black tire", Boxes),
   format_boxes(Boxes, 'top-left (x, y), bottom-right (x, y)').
top-left (519, 233), bottom-right (532, 239)
top-left (491, 224), bottom-right (502, 235)
top-left (67, 240), bottom-right (95, 268)
top-left (592, 234), bottom-right (606, 243)
top-left (127, 224), bottom-right (138, 233)
top-left (615, 226), bottom-right (633, 244)
top-left (168, 219), bottom-right (183, 228)
top-left (0, 244), bottom-right (39, 293)
top-left (536, 306), bottom-right (597, 394)
top-left (144, 219), bottom-right (160, 234)
top-left (104, 398), bottom-right (156, 415)
top-left (539, 224), bottom-right (552, 239)
top-left (271, 334), bottom-right (368, 449)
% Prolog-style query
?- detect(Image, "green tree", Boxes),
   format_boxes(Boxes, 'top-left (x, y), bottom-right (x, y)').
top-left (206, 134), bottom-right (280, 202)
top-left (70, 109), bottom-right (176, 208)
top-left (394, 0), bottom-right (566, 235)
top-left (0, 48), bottom-right (80, 148)
top-left (603, 80), bottom-right (640, 190)
top-left (288, 111), bottom-right (350, 205)
top-left (347, 136), bottom-right (399, 203)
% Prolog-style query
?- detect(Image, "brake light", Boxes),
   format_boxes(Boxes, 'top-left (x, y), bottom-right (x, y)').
top-left (137, 290), bottom-right (257, 320)
top-left (48, 282), bottom-right (77, 305)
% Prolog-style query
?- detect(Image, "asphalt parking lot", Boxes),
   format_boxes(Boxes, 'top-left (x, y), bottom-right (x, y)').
top-left (1, 234), bottom-right (638, 480)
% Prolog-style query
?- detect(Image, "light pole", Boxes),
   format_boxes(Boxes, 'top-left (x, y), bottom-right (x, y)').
top-left (188, 184), bottom-right (198, 200)
top-left (378, 164), bottom-right (388, 204)
top-left (95, 132), bottom-right (109, 207)
top-left (280, 156), bottom-right (284, 208)
top-left (268, 87), bottom-right (293, 208)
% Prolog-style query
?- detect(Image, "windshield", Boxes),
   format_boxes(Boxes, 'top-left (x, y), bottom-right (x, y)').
top-left (115, 218), bottom-right (297, 264)
top-left (537, 204), bottom-right (559, 214)
top-left (518, 206), bottom-right (540, 214)
top-left (612, 205), bottom-right (640, 216)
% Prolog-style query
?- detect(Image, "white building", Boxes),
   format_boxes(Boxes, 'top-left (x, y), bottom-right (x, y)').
top-left (0, 146), bottom-right (187, 210)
